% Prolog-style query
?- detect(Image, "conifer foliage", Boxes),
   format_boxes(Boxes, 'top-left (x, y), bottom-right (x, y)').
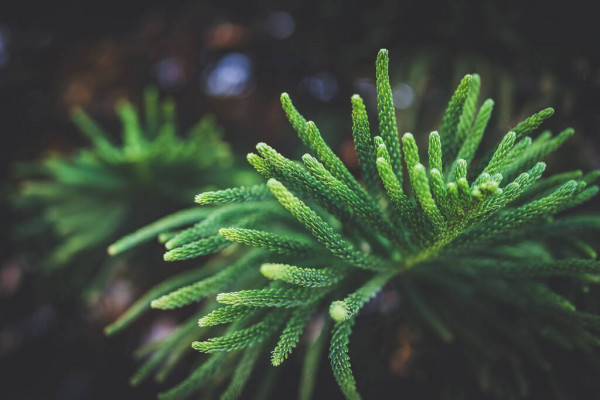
top-left (13, 87), bottom-right (239, 278)
top-left (109, 50), bottom-right (600, 399)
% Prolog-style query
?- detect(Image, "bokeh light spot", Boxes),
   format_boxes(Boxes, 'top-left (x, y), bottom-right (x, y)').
top-left (353, 78), bottom-right (377, 107)
top-left (0, 23), bottom-right (10, 69)
top-left (203, 53), bottom-right (253, 97)
top-left (393, 83), bottom-right (415, 109)
top-left (156, 57), bottom-right (186, 91)
top-left (308, 72), bottom-right (338, 102)
top-left (264, 11), bottom-right (295, 40)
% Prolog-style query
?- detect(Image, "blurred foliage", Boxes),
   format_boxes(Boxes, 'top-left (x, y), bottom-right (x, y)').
top-left (10, 87), bottom-right (256, 299)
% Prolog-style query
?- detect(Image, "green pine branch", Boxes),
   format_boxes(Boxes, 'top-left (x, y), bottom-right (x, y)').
top-left (106, 50), bottom-right (600, 400)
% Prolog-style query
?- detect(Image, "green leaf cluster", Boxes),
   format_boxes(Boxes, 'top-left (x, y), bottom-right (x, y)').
top-left (108, 50), bottom-right (600, 399)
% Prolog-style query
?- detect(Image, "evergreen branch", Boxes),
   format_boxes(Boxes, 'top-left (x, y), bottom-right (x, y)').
top-left (456, 180), bottom-right (579, 248)
top-left (502, 128), bottom-right (574, 180)
top-left (410, 164), bottom-right (447, 233)
top-left (481, 131), bottom-right (516, 176)
top-left (220, 340), bottom-right (264, 400)
top-left (69, 108), bottom-right (120, 159)
top-left (271, 302), bottom-right (318, 365)
top-left (281, 92), bottom-right (366, 198)
top-left (195, 184), bottom-right (271, 205)
top-left (473, 107), bottom-right (554, 175)
top-left (198, 305), bottom-right (257, 327)
top-left (329, 270), bottom-right (395, 322)
top-left (157, 352), bottom-right (228, 400)
top-left (454, 158), bottom-right (468, 181)
top-left (151, 251), bottom-right (265, 309)
top-left (512, 107), bottom-right (555, 142)
top-left (144, 86), bottom-right (160, 136)
top-left (260, 263), bottom-right (343, 287)
top-left (375, 154), bottom-right (422, 244)
top-left (43, 158), bottom-right (122, 188)
top-left (158, 97), bottom-right (176, 138)
top-left (267, 178), bottom-right (385, 270)
top-left (117, 100), bottom-right (145, 155)
top-left (402, 132), bottom-right (421, 176)
top-left (130, 308), bottom-right (212, 385)
top-left (164, 203), bottom-right (274, 250)
top-left (253, 143), bottom-right (346, 218)
top-left (219, 227), bottom-right (314, 254)
top-left (455, 98), bottom-right (494, 165)
top-left (428, 131), bottom-right (443, 173)
top-left (376, 49), bottom-right (403, 182)
top-left (105, 266), bottom-right (214, 335)
top-left (247, 152), bottom-right (276, 177)
top-left (455, 73), bottom-right (481, 145)
top-left (108, 207), bottom-right (210, 255)
top-left (157, 315), bottom-right (255, 399)
top-left (192, 310), bottom-right (286, 353)
top-left (429, 168), bottom-right (450, 216)
top-left (217, 287), bottom-right (324, 308)
top-left (439, 74), bottom-right (472, 165)
top-left (374, 136), bottom-right (391, 164)
top-left (304, 121), bottom-right (369, 201)
top-left (583, 170), bottom-right (600, 185)
top-left (163, 235), bottom-right (230, 261)
top-left (351, 94), bottom-right (379, 194)
top-left (280, 92), bottom-right (308, 144)
top-left (569, 185), bottom-right (599, 209)
top-left (302, 154), bottom-right (392, 237)
top-left (97, 49), bottom-right (600, 400)
top-left (330, 318), bottom-right (361, 400)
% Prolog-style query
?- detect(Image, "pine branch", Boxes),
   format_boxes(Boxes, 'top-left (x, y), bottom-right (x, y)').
top-left (260, 263), bottom-right (343, 287)
top-left (220, 340), bottom-right (264, 400)
top-left (108, 207), bottom-right (210, 255)
top-left (267, 178), bottom-right (386, 270)
top-left (351, 94), bottom-right (379, 195)
top-left (216, 287), bottom-right (324, 308)
top-left (329, 270), bottom-right (395, 322)
top-left (271, 303), bottom-right (318, 366)
top-left (198, 305), bottom-right (257, 327)
top-left (103, 49), bottom-right (600, 400)
top-left (151, 251), bottom-right (265, 309)
top-left (195, 185), bottom-right (272, 205)
top-left (192, 310), bottom-right (286, 353)
top-left (105, 266), bottom-right (214, 335)
top-left (330, 318), bottom-right (361, 400)
top-left (376, 49), bottom-right (403, 183)
top-left (219, 227), bottom-right (315, 254)
top-left (439, 74), bottom-right (473, 165)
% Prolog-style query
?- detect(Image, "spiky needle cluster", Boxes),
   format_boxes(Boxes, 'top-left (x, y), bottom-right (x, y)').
top-left (109, 50), bottom-right (600, 399)
top-left (14, 87), bottom-right (239, 272)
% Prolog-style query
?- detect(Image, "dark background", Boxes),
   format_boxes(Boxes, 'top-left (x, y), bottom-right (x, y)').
top-left (1, 1), bottom-right (600, 399)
